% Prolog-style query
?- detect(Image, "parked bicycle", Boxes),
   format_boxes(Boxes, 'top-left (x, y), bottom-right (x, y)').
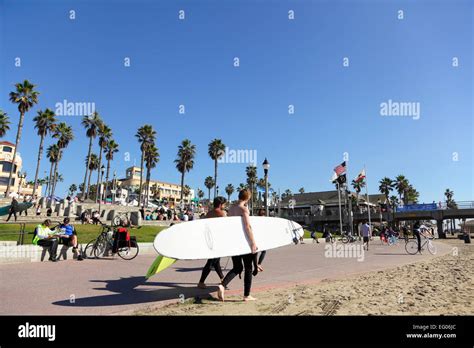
top-left (84, 223), bottom-right (139, 260)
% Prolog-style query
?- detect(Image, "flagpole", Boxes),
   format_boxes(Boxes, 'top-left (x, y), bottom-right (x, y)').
top-left (364, 165), bottom-right (372, 227)
top-left (337, 182), bottom-right (343, 234)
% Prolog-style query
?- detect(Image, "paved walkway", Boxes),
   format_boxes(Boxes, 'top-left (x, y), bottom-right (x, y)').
top-left (0, 239), bottom-right (452, 315)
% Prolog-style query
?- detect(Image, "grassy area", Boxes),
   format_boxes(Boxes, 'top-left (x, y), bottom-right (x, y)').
top-left (0, 223), bottom-right (167, 244)
top-left (0, 225), bottom-right (321, 244)
top-left (303, 230), bottom-right (323, 239)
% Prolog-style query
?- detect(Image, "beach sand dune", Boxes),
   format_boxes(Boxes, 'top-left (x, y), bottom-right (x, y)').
top-left (137, 240), bottom-right (473, 315)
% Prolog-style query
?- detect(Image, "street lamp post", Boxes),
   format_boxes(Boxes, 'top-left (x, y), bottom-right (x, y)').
top-left (262, 158), bottom-right (270, 216)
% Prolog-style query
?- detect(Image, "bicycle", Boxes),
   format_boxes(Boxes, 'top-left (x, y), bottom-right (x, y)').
top-left (380, 232), bottom-right (399, 246)
top-left (340, 232), bottom-right (356, 244)
top-left (84, 223), bottom-right (139, 260)
top-left (405, 236), bottom-right (437, 255)
top-left (112, 212), bottom-right (130, 227)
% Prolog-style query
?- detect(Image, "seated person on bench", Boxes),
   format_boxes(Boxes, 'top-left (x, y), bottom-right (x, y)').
top-left (58, 217), bottom-right (83, 261)
top-left (32, 219), bottom-right (59, 262)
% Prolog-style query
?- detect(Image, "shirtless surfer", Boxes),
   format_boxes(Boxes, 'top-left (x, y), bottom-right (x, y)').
top-left (197, 196), bottom-right (227, 289)
top-left (217, 189), bottom-right (258, 302)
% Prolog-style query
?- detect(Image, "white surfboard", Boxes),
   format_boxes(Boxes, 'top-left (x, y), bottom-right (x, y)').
top-left (153, 216), bottom-right (304, 260)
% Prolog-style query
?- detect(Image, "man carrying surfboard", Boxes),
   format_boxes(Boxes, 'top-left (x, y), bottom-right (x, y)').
top-left (197, 196), bottom-right (227, 289)
top-left (218, 189), bottom-right (258, 302)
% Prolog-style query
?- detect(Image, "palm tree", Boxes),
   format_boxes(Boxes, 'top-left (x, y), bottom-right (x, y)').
top-left (0, 110), bottom-right (10, 137)
top-left (351, 179), bottom-right (366, 194)
top-left (136, 125), bottom-right (157, 208)
top-left (95, 123), bottom-right (112, 202)
top-left (444, 189), bottom-right (454, 205)
top-left (183, 185), bottom-right (191, 201)
top-left (104, 139), bottom-right (119, 201)
top-left (51, 122), bottom-right (74, 197)
top-left (284, 189), bottom-right (292, 197)
top-left (405, 185), bottom-right (419, 204)
top-left (197, 189), bottom-right (204, 202)
top-left (144, 144), bottom-right (159, 207)
top-left (238, 183), bottom-right (248, 193)
top-left (85, 153), bottom-right (99, 200)
top-left (246, 165), bottom-right (257, 213)
top-left (444, 188), bottom-right (457, 232)
top-left (68, 184), bottom-right (78, 197)
top-left (6, 80), bottom-right (40, 196)
top-left (389, 195), bottom-right (400, 210)
top-left (298, 187), bottom-right (305, 194)
top-left (204, 176), bottom-right (215, 204)
top-left (32, 109), bottom-right (56, 198)
top-left (81, 112), bottom-right (102, 199)
top-left (394, 175), bottom-right (410, 204)
top-left (175, 139), bottom-right (196, 205)
top-left (208, 139), bottom-right (226, 199)
top-left (46, 145), bottom-right (60, 197)
top-left (225, 184), bottom-right (234, 202)
top-left (378, 177), bottom-right (394, 201)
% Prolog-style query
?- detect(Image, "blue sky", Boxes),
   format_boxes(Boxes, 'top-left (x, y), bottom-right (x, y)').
top-left (0, 0), bottom-right (472, 202)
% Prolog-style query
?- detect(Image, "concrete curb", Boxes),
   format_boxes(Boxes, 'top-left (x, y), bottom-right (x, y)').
top-left (0, 242), bottom-right (155, 264)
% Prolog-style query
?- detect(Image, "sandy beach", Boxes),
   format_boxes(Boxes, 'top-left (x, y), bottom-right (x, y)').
top-left (137, 240), bottom-right (473, 315)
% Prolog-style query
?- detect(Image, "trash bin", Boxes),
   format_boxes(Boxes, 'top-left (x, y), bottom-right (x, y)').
top-left (465, 233), bottom-right (471, 244)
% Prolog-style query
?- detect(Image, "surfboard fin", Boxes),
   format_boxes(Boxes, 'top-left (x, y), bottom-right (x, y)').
top-left (145, 255), bottom-right (177, 279)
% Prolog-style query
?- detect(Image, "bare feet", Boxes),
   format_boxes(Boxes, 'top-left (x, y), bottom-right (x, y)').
top-left (197, 282), bottom-right (207, 289)
top-left (243, 295), bottom-right (257, 301)
top-left (217, 284), bottom-right (225, 302)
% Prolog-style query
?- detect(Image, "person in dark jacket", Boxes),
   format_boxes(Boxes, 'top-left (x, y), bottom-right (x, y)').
top-left (6, 197), bottom-right (19, 222)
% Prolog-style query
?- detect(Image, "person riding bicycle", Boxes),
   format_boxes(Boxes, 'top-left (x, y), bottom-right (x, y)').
top-left (413, 221), bottom-right (422, 254)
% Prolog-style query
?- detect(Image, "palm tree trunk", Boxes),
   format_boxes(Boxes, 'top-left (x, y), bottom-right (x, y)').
top-left (51, 161), bottom-right (59, 197)
top-left (180, 170), bottom-right (185, 203)
top-left (87, 169), bottom-right (93, 200)
top-left (138, 151), bottom-right (144, 209)
top-left (32, 134), bottom-right (45, 198)
top-left (145, 168), bottom-right (151, 208)
top-left (47, 161), bottom-right (54, 197)
top-left (95, 148), bottom-right (103, 202)
top-left (104, 159), bottom-right (111, 202)
top-left (5, 112), bottom-right (24, 197)
top-left (213, 160), bottom-right (218, 199)
top-left (82, 137), bottom-right (93, 199)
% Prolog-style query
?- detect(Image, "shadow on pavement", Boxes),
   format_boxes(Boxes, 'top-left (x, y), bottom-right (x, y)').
top-left (52, 276), bottom-right (217, 307)
top-left (174, 267), bottom-right (205, 272)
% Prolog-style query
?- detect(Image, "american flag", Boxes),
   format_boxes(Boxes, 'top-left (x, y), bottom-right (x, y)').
top-left (333, 161), bottom-right (346, 176)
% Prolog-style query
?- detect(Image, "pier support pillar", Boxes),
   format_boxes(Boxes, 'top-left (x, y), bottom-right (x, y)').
top-left (437, 219), bottom-right (446, 239)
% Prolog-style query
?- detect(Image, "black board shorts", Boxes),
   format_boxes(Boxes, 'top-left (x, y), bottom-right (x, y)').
top-left (59, 236), bottom-right (73, 246)
top-left (363, 236), bottom-right (370, 243)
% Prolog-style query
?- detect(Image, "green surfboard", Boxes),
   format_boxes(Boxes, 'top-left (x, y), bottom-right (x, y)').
top-left (146, 255), bottom-right (176, 279)
top-left (0, 202), bottom-right (32, 216)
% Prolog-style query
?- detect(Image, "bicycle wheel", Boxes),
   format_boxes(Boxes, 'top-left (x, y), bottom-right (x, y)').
top-left (94, 237), bottom-right (108, 258)
top-left (117, 244), bottom-right (139, 260)
top-left (427, 240), bottom-right (437, 255)
top-left (405, 240), bottom-right (419, 255)
top-left (84, 239), bottom-right (98, 259)
top-left (112, 215), bottom-right (122, 227)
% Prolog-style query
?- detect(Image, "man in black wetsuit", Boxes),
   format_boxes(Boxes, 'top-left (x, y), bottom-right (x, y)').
top-left (197, 196), bottom-right (227, 289)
